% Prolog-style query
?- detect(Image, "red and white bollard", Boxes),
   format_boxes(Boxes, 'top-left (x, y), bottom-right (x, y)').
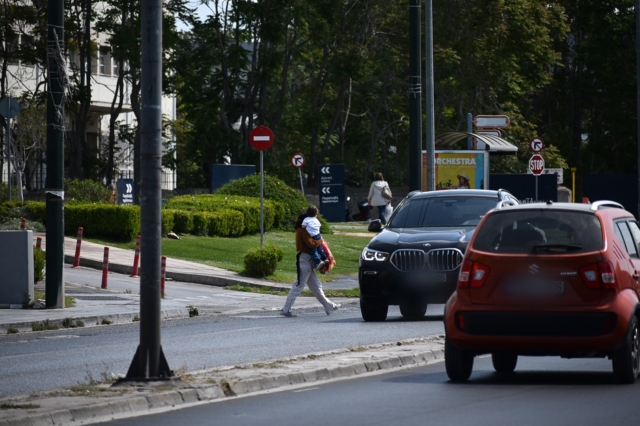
top-left (72, 227), bottom-right (84, 269)
top-left (36, 237), bottom-right (42, 250)
top-left (130, 235), bottom-right (141, 277)
top-left (101, 247), bottom-right (109, 289)
top-left (20, 218), bottom-right (26, 230)
top-left (161, 256), bottom-right (167, 299)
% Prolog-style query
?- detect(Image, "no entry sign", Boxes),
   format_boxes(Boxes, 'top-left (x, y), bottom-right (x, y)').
top-left (529, 154), bottom-right (545, 176)
top-left (249, 126), bottom-right (274, 151)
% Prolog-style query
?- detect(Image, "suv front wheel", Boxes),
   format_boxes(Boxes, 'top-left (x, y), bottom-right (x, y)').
top-left (399, 302), bottom-right (427, 319)
top-left (360, 299), bottom-right (388, 322)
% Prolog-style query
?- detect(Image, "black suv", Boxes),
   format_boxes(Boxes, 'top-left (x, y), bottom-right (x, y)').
top-left (358, 189), bottom-right (518, 321)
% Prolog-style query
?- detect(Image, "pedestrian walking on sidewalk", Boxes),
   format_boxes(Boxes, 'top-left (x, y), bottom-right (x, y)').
top-left (281, 212), bottom-right (341, 317)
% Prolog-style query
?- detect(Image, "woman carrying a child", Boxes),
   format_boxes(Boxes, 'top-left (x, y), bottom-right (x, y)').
top-left (280, 207), bottom-right (341, 317)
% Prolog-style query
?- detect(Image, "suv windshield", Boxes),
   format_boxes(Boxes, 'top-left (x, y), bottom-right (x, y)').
top-left (389, 196), bottom-right (499, 228)
top-left (472, 210), bottom-right (603, 254)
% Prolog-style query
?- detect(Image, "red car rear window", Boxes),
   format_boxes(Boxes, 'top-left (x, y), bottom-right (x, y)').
top-left (472, 210), bottom-right (603, 254)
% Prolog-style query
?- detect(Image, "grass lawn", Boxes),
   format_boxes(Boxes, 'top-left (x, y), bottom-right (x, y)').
top-left (86, 230), bottom-right (374, 283)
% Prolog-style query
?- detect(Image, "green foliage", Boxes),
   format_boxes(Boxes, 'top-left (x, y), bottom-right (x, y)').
top-left (161, 209), bottom-right (175, 236)
top-left (171, 209), bottom-right (194, 234)
top-left (243, 245), bottom-right (283, 278)
top-left (33, 248), bottom-right (45, 283)
top-left (0, 202), bottom-right (46, 231)
top-left (215, 174), bottom-right (327, 231)
top-left (65, 204), bottom-right (140, 241)
top-left (165, 194), bottom-right (283, 234)
top-left (0, 183), bottom-right (20, 204)
top-left (264, 243), bottom-right (284, 262)
top-left (192, 210), bottom-right (245, 237)
top-left (65, 179), bottom-right (115, 204)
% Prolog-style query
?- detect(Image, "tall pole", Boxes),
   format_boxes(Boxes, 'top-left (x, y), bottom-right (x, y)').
top-left (45, 0), bottom-right (65, 309)
top-left (125, 0), bottom-right (172, 379)
top-left (425, 0), bottom-right (436, 191)
top-left (409, 0), bottom-right (422, 192)
top-left (6, 117), bottom-right (10, 201)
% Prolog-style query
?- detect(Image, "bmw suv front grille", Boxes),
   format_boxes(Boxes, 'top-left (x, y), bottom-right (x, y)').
top-left (390, 248), bottom-right (464, 272)
top-left (390, 250), bottom-right (426, 272)
top-left (428, 249), bottom-right (463, 271)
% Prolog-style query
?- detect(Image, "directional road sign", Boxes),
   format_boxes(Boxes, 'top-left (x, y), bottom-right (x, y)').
top-left (249, 125), bottom-right (274, 151)
top-left (117, 179), bottom-right (134, 205)
top-left (529, 154), bottom-right (545, 176)
top-left (291, 153), bottom-right (305, 168)
top-left (318, 164), bottom-right (345, 222)
top-left (473, 115), bottom-right (510, 129)
top-left (530, 137), bottom-right (544, 153)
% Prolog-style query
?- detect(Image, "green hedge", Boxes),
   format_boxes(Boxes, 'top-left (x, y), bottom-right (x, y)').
top-left (215, 173), bottom-right (330, 232)
top-left (171, 209), bottom-right (194, 234)
top-left (192, 210), bottom-right (244, 237)
top-left (0, 201), bottom-right (46, 223)
top-left (161, 209), bottom-right (175, 237)
top-left (165, 194), bottom-right (282, 234)
top-left (65, 204), bottom-right (140, 241)
top-left (243, 245), bottom-right (283, 277)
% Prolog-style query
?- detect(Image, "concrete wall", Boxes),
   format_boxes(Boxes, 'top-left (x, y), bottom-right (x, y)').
top-left (0, 231), bottom-right (34, 308)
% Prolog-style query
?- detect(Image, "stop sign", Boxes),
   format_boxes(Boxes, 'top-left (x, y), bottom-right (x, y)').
top-left (529, 154), bottom-right (545, 176)
top-left (249, 126), bottom-right (274, 151)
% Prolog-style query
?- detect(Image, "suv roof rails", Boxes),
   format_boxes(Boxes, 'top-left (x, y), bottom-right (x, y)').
top-left (497, 188), bottom-right (514, 199)
top-left (496, 199), bottom-right (518, 209)
top-left (591, 200), bottom-right (624, 211)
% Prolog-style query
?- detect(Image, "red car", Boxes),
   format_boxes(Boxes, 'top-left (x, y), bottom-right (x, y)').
top-left (444, 200), bottom-right (640, 383)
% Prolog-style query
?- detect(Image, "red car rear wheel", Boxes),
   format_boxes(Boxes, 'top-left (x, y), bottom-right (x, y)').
top-left (445, 337), bottom-right (474, 382)
top-left (612, 316), bottom-right (640, 384)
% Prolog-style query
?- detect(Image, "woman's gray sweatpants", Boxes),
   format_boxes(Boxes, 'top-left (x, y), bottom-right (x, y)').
top-left (282, 252), bottom-right (335, 314)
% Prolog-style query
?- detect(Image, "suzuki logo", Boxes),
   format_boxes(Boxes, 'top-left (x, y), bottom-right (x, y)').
top-left (529, 264), bottom-right (540, 275)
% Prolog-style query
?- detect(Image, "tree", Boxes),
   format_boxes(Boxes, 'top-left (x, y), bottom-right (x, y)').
top-left (11, 98), bottom-right (46, 201)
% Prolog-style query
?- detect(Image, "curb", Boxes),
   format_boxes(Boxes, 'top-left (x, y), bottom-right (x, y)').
top-left (65, 255), bottom-right (291, 290)
top-left (3, 307), bottom-right (190, 334)
top-left (0, 338), bottom-right (445, 426)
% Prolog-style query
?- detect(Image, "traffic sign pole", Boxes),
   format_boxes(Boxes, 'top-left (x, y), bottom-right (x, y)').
top-left (298, 169), bottom-right (305, 196)
top-left (535, 175), bottom-right (538, 202)
top-left (260, 150), bottom-right (264, 247)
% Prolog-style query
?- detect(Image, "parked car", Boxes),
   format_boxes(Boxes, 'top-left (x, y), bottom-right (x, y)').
top-left (358, 189), bottom-right (519, 321)
top-left (444, 200), bottom-right (640, 383)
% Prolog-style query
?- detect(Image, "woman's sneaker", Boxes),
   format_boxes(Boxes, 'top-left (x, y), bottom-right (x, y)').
top-left (280, 310), bottom-right (296, 317)
top-left (315, 260), bottom-right (327, 270)
top-left (326, 304), bottom-right (341, 315)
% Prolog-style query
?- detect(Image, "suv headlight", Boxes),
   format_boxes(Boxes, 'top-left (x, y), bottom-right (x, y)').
top-left (362, 247), bottom-right (389, 262)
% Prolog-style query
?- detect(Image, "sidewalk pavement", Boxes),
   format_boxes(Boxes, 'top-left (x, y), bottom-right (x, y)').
top-left (0, 336), bottom-right (445, 426)
top-left (0, 234), bottom-right (359, 333)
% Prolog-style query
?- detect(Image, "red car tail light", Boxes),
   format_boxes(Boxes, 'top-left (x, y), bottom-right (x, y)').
top-left (470, 262), bottom-right (490, 288)
top-left (579, 261), bottom-right (617, 290)
top-left (599, 260), bottom-right (617, 289)
top-left (458, 260), bottom-right (472, 288)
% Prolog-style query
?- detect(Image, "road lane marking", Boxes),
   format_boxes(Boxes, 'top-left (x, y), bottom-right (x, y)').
top-left (293, 387), bottom-right (319, 393)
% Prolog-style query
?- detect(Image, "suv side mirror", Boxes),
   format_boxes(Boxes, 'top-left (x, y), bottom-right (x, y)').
top-left (368, 219), bottom-right (383, 233)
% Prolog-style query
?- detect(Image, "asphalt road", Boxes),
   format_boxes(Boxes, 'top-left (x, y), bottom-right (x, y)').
top-left (0, 298), bottom-right (444, 399)
top-left (105, 356), bottom-right (640, 426)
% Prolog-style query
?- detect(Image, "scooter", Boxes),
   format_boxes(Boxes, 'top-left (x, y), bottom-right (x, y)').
top-left (352, 199), bottom-right (372, 221)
